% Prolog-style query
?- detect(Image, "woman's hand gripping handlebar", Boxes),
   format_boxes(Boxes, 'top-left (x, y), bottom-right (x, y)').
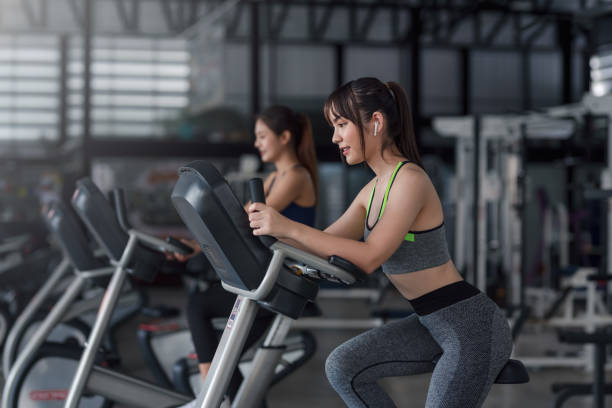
top-left (248, 178), bottom-right (278, 248)
top-left (248, 177), bottom-right (366, 286)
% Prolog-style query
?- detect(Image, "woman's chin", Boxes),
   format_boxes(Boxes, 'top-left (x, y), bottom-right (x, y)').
top-left (345, 156), bottom-right (361, 165)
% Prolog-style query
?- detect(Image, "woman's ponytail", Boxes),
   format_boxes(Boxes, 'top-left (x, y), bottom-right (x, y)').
top-left (296, 113), bottom-right (318, 203)
top-left (386, 81), bottom-right (421, 166)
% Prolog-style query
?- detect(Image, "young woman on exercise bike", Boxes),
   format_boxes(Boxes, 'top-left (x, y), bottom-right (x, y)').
top-left (174, 104), bottom-right (318, 407)
top-left (247, 78), bottom-right (513, 408)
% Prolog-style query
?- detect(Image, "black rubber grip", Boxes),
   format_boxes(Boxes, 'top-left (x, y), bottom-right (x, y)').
top-left (249, 178), bottom-right (265, 204)
top-left (111, 188), bottom-right (132, 231)
top-left (165, 237), bottom-right (194, 255)
top-left (248, 178), bottom-right (276, 248)
top-left (328, 255), bottom-right (367, 282)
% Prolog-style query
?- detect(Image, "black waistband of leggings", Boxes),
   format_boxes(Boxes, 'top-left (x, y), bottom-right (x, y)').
top-left (409, 280), bottom-right (480, 316)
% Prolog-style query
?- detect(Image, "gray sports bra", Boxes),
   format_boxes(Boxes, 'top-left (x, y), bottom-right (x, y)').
top-left (364, 161), bottom-right (450, 275)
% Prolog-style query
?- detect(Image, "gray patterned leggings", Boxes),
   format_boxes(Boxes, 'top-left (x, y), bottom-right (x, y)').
top-left (325, 293), bottom-right (512, 408)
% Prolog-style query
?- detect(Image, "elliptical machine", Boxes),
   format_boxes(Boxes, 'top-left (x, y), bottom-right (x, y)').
top-left (61, 164), bottom-right (364, 408)
top-left (1, 199), bottom-right (152, 408)
top-left (1, 201), bottom-right (117, 408)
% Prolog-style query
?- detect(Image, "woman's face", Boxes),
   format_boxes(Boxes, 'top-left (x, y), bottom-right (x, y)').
top-left (254, 119), bottom-right (283, 163)
top-left (331, 116), bottom-right (364, 165)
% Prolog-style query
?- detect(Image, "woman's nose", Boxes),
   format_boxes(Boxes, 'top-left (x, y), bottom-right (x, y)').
top-left (331, 130), bottom-right (340, 144)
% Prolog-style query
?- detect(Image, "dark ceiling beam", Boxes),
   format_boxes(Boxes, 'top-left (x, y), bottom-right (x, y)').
top-left (189, 0), bottom-right (201, 27)
top-left (160, 0), bottom-right (183, 32)
top-left (86, 139), bottom-right (260, 158)
top-left (246, 0), bottom-right (574, 18)
top-left (67, 0), bottom-right (85, 29)
top-left (355, 2), bottom-right (380, 41)
top-left (266, 2), bottom-right (290, 40)
top-left (114, 0), bottom-right (140, 31)
top-left (22, 0), bottom-right (47, 27)
top-left (0, 0), bottom-right (585, 38)
top-left (309, 2), bottom-right (335, 40)
top-left (473, 9), bottom-right (481, 44)
top-left (440, 5), bottom-right (476, 42)
top-left (225, 34), bottom-right (583, 52)
top-left (427, 1), bottom-right (441, 41)
top-left (391, 2), bottom-right (400, 40)
top-left (483, 11), bottom-right (508, 45)
top-left (225, 0), bottom-right (244, 38)
top-left (524, 17), bottom-right (552, 46)
top-left (513, 12), bottom-right (522, 46)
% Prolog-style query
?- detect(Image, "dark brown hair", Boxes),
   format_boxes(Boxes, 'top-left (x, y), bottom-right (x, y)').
top-left (323, 77), bottom-right (421, 167)
top-left (257, 105), bottom-right (318, 202)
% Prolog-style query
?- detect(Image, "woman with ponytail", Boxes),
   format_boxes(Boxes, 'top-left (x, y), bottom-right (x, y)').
top-left (252, 105), bottom-right (318, 225)
top-left (248, 79), bottom-right (512, 408)
top-left (176, 105), bottom-right (318, 408)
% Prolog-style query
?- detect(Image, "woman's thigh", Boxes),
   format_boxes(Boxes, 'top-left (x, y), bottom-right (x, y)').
top-left (326, 315), bottom-right (442, 383)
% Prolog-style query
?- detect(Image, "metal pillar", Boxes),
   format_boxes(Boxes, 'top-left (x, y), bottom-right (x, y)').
top-left (82, 0), bottom-right (93, 177)
top-left (250, 1), bottom-right (260, 117)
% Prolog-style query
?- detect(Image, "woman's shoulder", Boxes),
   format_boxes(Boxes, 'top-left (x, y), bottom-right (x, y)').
top-left (394, 162), bottom-right (430, 193)
top-left (355, 176), bottom-right (378, 201)
top-left (286, 164), bottom-right (313, 182)
top-left (263, 171), bottom-right (277, 186)
top-left (271, 165), bottom-right (312, 192)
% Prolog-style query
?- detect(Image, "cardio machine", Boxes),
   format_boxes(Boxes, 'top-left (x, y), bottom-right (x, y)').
top-left (60, 163), bottom-right (364, 408)
top-left (1, 201), bottom-right (118, 408)
top-left (2, 198), bottom-right (149, 382)
top-left (1, 199), bottom-right (149, 408)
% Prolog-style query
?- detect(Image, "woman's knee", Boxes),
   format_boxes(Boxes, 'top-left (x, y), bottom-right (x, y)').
top-left (325, 343), bottom-right (356, 387)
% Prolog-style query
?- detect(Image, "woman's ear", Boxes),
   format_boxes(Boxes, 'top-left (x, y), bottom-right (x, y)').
top-left (372, 112), bottom-right (384, 135)
top-left (279, 130), bottom-right (292, 145)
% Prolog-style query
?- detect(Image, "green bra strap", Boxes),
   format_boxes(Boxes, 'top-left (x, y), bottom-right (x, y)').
top-left (380, 161), bottom-right (415, 242)
top-left (366, 179), bottom-right (377, 218)
top-left (380, 161), bottom-right (404, 216)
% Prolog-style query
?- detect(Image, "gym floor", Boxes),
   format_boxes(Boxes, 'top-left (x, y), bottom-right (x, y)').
top-left (104, 284), bottom-right (612, 408)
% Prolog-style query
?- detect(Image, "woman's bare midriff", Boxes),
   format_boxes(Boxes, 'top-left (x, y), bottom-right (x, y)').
top-left (385, 260), bottom-right (464, 300)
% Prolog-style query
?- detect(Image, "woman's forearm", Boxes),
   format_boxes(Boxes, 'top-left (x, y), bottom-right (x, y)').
top-left (286, 220), bottom-right (374, 273)
top-left (279, 236), bottom-right (310, 252)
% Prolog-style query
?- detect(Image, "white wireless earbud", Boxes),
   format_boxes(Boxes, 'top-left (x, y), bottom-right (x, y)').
top-left (374, 121), bottom-right (379, 136)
